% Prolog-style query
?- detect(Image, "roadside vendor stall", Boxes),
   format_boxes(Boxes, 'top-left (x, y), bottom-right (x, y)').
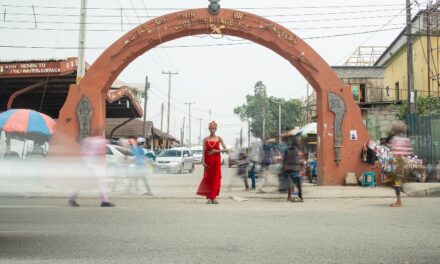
top-left (363, 141), bottom-right (426, 185)
top-left (296, 123), bottom-right (318, 183)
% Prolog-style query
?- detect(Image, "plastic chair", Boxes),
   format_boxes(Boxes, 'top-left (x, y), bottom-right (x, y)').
top-left (361, 171), bottom-right (376, 188)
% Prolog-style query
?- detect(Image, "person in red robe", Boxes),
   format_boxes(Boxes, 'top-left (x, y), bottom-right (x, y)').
top-left (197, 121), bottom-right (228, 204)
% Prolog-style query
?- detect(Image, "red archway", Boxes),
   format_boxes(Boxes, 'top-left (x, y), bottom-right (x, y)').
top-left (51, 8), bottom-right (370, 185)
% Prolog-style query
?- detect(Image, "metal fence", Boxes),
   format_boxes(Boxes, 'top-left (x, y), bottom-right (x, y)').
top-left (407, 113), bottom-right (440, 168)
top-left (366, 114), bottom-right (381, 141)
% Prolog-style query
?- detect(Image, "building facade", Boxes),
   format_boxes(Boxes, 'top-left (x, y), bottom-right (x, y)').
top-left (375, 10), bottom-right (440, 100)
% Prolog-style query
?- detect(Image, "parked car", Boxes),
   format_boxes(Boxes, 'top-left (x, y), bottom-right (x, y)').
top-left (228, 148), bottom-right (240, 167)
top-left (143, 149), bottom-right (156, 162)
top-left (105, 144), bottom-right (134, 178)
top-left (190, 146), bottom-right (203, 163)
top-left (154, 147), bottom-right (195, 173)
top-left (221, 151), bottom-right (228, 165)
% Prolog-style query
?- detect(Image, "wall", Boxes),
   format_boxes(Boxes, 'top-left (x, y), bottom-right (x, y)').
top-left (362, 106), bottom-right (405, 140)
top-left (383, 35), bottom-right (440, 100)
top-left (332, 66), bottom-right (384, 103)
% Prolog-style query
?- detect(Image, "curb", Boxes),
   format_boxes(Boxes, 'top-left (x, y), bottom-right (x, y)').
top-left (405, 188), bottom-right (440, 197)
top-left (0, 192), bottom-right (399, 200)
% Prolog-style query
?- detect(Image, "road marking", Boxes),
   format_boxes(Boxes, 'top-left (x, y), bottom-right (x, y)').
top-left (0, 205), bottom-right (63, 208)
top-left (0, 230), bottom-right (53, 233)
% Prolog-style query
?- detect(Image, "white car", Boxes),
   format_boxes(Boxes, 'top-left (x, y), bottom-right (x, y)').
top-left (221, 152), bottom-right (229, 165)
top-left (190, 146), bottom-right (203, 163)
top-left (105, 144), bottom-right (134, 178)
top-left (154, 147), bottom-right (195, 173)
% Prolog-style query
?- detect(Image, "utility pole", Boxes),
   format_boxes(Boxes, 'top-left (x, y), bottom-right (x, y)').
top-left (198, 118), bottom-right (202, 145)
top-left (207, 109), bottom-right (212, 136)
top-left (406, 0), bottom-right (415, 118)
top-left (162, 71), bottom-right (178, 134)
top-left (76, 0), bottom-right (87, 84)
top-left (160, 102), bottom-right (164, 131)
top-left (185, 102), bottom-right (195, 147)
top-left (278, 102), bottom-right (282, 143)
top-left (262, 106), bottom-right (266, 140)
top-left (181, 117), bottom-right (186, 146)
top-left (427, 1), bottom-right (432, 97)
top-left (248, 119), bottom-right (251, 148)
top-left (142, 76), bottom-right (150, 139)
top-left (240, 128), bottom-right (243, 147)
top-left (306, 83), bottom-right (310, 125)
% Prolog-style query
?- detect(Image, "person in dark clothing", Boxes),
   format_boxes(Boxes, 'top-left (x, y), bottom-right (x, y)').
top-left (257, 140), bottom-right (274, 193)
top-left (236, 148), bottom-right (250, 191)
top-left (281, 135), bottom-right (305, 202)
top-left (361, 141), bottom-right (377, 165)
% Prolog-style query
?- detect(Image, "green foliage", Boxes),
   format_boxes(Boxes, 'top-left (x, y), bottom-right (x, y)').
top-left (396, 96), bottom-right (440, 119)
top-left (416, 96), bottom-right (440, 115)
top-left (233, 81), bottom-right (303, 139)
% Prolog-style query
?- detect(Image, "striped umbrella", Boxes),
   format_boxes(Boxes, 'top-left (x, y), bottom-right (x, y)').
top-left (0, 109), bottom-right (56, 140)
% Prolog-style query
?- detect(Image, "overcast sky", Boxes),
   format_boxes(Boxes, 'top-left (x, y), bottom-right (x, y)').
top-left (0, 0), bottom-right (431, 145)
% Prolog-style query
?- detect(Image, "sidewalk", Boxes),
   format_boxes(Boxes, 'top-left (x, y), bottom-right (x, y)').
top-left (1, 178), bottom-right (439, 200)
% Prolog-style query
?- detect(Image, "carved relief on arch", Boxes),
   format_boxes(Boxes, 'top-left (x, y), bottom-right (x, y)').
top-left (77, 95), bottom-right (92, 141)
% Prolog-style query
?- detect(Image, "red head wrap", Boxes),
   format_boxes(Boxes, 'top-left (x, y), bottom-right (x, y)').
top-left (208, 121), bottom-right (218, 129)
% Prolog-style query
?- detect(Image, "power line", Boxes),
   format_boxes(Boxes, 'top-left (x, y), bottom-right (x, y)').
top-left (0, 3), bottom-right (407, 11)
top-left (0, 26), bottom-right (403, 50)
top-left (0, 13), bottom-right (406, 26)
top-left (149, 89), bottom-right (203, 123)
top-left (115, 0), bottom-right (169, 74)
top-left (337, 2), bottom-right (410, 64)
top-left (150, 83), bottom-right (236, 118)
top-left (1, 7), bottom-right (404, 19)
top-left (0, 23), bottom-right (407, 32)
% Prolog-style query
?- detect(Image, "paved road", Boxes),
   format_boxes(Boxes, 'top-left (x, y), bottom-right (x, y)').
top-left (1, 196), bottom-right (440, 264)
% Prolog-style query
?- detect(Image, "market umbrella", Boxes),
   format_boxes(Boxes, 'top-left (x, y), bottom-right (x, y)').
top-left (0, 109), bottom-right (56, 141)
top-left (296, 122), bottom-right (317, 137)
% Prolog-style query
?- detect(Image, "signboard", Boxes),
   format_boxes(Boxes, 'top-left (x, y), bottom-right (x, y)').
top-left (0, 57), bottom-right (81, 78)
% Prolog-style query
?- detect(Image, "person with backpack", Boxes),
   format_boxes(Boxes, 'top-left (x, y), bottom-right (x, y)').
top-left (281, 135), bottom-right (305, 202)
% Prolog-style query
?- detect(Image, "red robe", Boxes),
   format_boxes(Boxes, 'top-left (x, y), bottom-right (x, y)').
top-left (197, 139), bottom-right (222, 200)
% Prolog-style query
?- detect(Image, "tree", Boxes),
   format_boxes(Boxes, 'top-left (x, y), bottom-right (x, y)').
top-left (234, 81), bottom-right (303, 139)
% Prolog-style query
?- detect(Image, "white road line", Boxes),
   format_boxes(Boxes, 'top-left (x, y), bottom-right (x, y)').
top-left (0, 205), bottom-right (63, 208)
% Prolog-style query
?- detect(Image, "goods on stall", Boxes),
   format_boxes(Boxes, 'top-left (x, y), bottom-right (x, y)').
top-left (437, 161), bottom-right (440, 181)
top-left (371, 141), bottom-right (425, 183)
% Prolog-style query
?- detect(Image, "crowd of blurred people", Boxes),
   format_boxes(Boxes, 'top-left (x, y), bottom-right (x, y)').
top-left (229, 133), bottom-right (307, 202)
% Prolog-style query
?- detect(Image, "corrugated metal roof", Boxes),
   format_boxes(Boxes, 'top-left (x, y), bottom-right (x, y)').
top-left (332, 66), bottom-right (384, 79)
top-left (0, 57), bottom-right (73, 63)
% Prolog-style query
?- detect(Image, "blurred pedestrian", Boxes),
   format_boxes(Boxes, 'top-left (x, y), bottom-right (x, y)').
top-left (248, 138), bottom-right (263, 190)
top-left (281, 135), bottom-right (305, 202)
top-left (68, 135), bottom-right (115, 207)
top-left (197, 121), bottom-right (228, 204)
top-left (257, 139), bottom-right (273, 193)
top-left (387, 123), bottom-right (413, 207)
top-left (128, 137), bottom-right (153, 196)
top-left (236, 147), bottom-right (250, 191)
